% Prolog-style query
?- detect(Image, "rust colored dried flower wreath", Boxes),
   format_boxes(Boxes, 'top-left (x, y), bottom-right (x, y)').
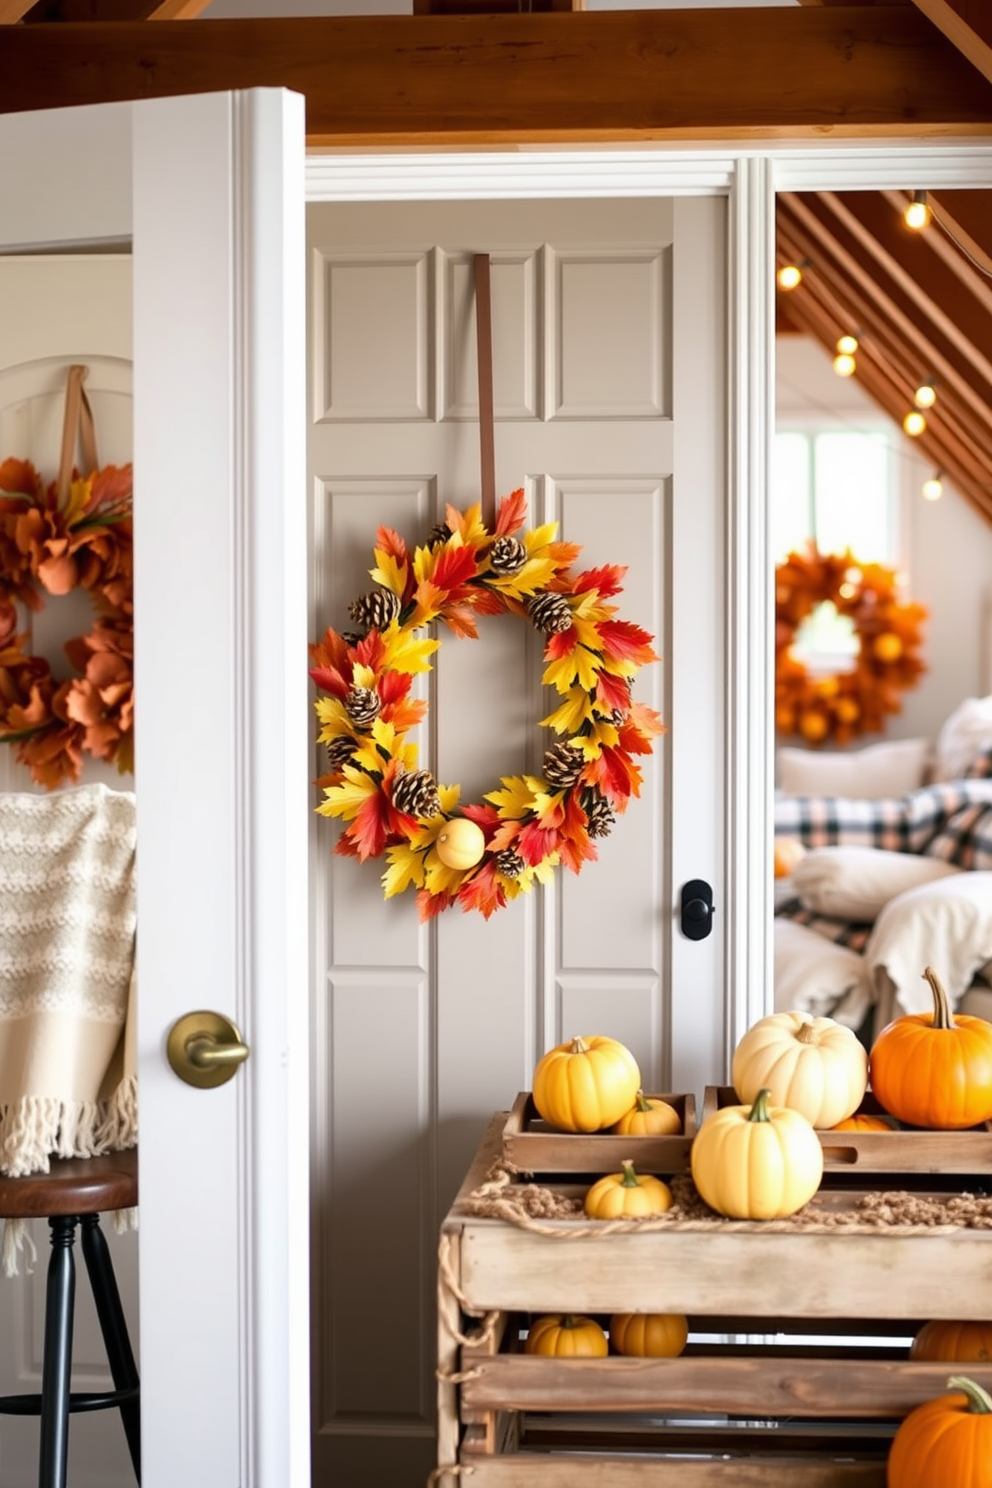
top-left (0, 456), bottom-right (133, 789)
top-left (775, 544), bottom-right (927, 747)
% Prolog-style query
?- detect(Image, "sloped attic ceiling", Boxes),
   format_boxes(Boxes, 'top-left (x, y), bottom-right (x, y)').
top-left (776, 189), bottom-right (992, 528)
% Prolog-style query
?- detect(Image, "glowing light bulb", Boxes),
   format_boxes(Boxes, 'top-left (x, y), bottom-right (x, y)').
top-left (776, 263), bottom-right (803, 290)
top-left (914, 382), bottom-right (937, 410)
top-left (833, 353), bottom-right (857, 377)
top-left (903, 410), bottom-right (927, 437)
top-left (922, 474), bottom-right (943, 501)
top-left (904, 191), bottom-right (932, 231)
top-left (836, 334), bottom-right (859, 356)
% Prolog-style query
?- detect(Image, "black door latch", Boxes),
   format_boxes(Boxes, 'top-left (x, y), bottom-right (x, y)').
top-left (680, 879), bottom-right (714, 940)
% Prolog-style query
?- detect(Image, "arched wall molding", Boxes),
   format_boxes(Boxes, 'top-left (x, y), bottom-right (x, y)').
top-left (305, 140), bottom-right (992, 1064)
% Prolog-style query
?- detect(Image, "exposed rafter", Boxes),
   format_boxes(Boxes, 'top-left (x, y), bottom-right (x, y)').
top-left (18, 0), bottom-right (208, 17)
top-left (0, 0), bottom-right (34, 20)
top-left (910, 0), bottom-right (992, 86)
top-left (777, 190), bottom-right (992, 527)
top-left (0, 8), bottom-right (991, 143)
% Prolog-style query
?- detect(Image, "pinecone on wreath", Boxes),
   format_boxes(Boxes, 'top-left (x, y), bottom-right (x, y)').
top-left (427, 523), bottom-right (452, 549)
top-left (324, 734), bottom-right (357, 773)
top-left (526, 591), bottom-right (573, 635)
top-left (348, 587), bottom-right (401, 634)
top-left (344, 686), bottom-right (381, 729)
top-left (583, 789), bottom-right (616, 838)
top-left (488, 535), bottom-right (527, 576)
top-left (391, 768), bottom-right (441, 820)
top-left (494, 848), bottom-right (525, 879)
top-left (542, 740), bottom-right (584, 789)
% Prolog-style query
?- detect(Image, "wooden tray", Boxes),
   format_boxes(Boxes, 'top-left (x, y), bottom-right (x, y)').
top-left (501, 1091), bottom-right (695, 1176)
top-left (703, 1086), bottom-right (992, 1175)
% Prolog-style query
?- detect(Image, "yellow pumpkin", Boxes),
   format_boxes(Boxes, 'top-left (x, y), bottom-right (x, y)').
top-left (611, 1090), bottom-right (681, 1137)
top-left (433, 817), bottom-right (486, 870)
top-left (690, 1087), bottom-right (823, 1220)
top-left (911, 1321), bottom-right (992, 1363)
top-left (533, 1034), bottom-right (641, 1133)
top-left (610, 1312), bottom-right (688, 1358)
top-left (731, 1010), bottom-right (868, 1129)
top-left (524, 1314), bottom-right (608, 1357)
top-left (584, 1160), bottom-right (673, 1219)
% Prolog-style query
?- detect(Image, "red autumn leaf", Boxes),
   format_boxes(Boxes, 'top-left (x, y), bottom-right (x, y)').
top-left (517, 821), bottom-right (560, 867)
top-left (376, 524), bottom-right (409, 568)
top-left (457, 863), bottom-right (507, 920)
top-left (308, 627), bottom-right (354, 676)
top-left (620, 704), bottom-right (666, 752)
top-left (489, 820), bottom-right (522, 853)
top-left (544, 628), bottom-right (579, 661)
top-left (598, 619), bottom-right (659, 667)
top-left (86, 464), bottom-right (133, 518)
top-left (595, 672), bottom-right (630, 714)
top-left (417, 888), bottom-right (457, 922)
top-left (460, 802), bottom-right (501, 833)
top-left (431, 542), bottom-right (477, 596)
top-left (583, 746), bottom-right (642, 806)
top-left (343, 790), bottom-right (398, 860)
top-left (558, 796), bottom-right (598, 874)
top-left (572, 565), bottom-right (628, 598)
top-left (472, 588), bottom-right (510, 617)
top-left (354, 630), bottom-right (387, 671)
top-left (440, 604), bottom-right (480, 640)
top-left (494, 487), bottom-right (527, 537)
top-left (333, 832), bottom-right (362, 860)
top-left (378, 670), bottom-right (413, 705)
top-left (309, 665), bottom-right (349, 698)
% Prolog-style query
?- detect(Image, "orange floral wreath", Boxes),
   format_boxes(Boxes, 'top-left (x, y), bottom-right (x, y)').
top-left (775, 545), bottom-right (927, 747)
top-left (0, 456), bottom-right (133, 789)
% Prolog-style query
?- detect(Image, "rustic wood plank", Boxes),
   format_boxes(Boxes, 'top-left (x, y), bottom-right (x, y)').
top-left (455, 1454), bottom-right (887, 1486)
top-left (0, 0), bottom-right (34, 19)
top-left (502, 1092), bottom-right (695, 1176)
top-left (460, 1354), bottom-right (992, 1417)
top-left (911, 0), bottom-right (992, 85)
top-left (1, 9), bottom-right (991, 143)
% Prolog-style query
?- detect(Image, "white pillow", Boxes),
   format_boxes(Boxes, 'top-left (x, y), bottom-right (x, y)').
top-left (864, 873), bottom-right (992, 1017)
top-left (792, 846), bottom-right (962, 922)
top-left (774, 918), bottom-right (871, 1030)
top-left (777, 738), bottom-right (930, 800)
top-left (932, 696), bottom-right (992, 782)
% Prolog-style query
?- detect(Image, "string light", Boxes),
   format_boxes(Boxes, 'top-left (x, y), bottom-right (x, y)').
top-left (914, 380), bottom-right (937, 410)
top-left (777, 263), bottom-right (803, 291)
top-left (903, 410), bottom-right (927, 437)
top-left (904, 191), bottom-right (932, 231)
top-left (922, 472), bottom-right (944, 501)
top-left (832, 333), bottom-right (858, 377)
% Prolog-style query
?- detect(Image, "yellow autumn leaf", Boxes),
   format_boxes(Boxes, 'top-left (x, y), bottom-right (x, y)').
top-left (485, 775), bottom-right (542, 818)
top-left (314, 696), bottom-right (352, 735)
top-left (382, 842), bottom-right (426, 897)
top-left (63, 475), bottom-right (93, 526)
top-left (316, 765), bottom-right (379, 820)
top-left (424, 851), bottom-right (470, 896)
top-left (378, 622), bottom-right (440, 677)
top-left (574, 719), bottom-right (620, 759)
top-left (369, 548), bottom-right (408, 598)
top-left (542, 645), bottom-right (601, 695)
top-left (522, 520), bottom-right (559, 554)
top-left (541, 689), bottom-right (596, 734)
top-left (447, 502), bottom-right (488, 547)
top-left (351, 663), bottom-right (376, 691)
top-left (487, 556), bottom-right (560, 599)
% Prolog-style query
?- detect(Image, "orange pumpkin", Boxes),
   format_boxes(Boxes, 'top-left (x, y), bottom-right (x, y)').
top-left (583, 1161), bottom-right (673, 1220)
top-left (829, 1113), bottom-right (897, 1132)
top-left (610, 1312), bottom-right (688, 1358)
top-left (911, 1322), bottom-right (992, 1363)
top-left (524, 1314), bottom-right (608, 1357)
top-left (610, 1091), bottom-right (681, 1137)
top-left (774, 837), bottom-right (806, 879)
top-left (887, 1375), bottom-right (992, 1485)
top-left (869, 966), bottom-right (992, 1130)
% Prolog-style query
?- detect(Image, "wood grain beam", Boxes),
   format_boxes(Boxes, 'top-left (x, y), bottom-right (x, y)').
top-left (910, 0), bottom-right (992, 86)
top-left (930, 188), bottom-right (992, 277)
top-left (20, 0), bottom-right (172, 18)
top-left (0, 0), bottom-right (35, 20)
top-left (1, 9), bottom-right (991, 143)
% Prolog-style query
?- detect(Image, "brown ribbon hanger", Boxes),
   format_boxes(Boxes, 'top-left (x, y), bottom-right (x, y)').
top-left (474, 253), bottom-right (496, 532)
top-left (56, 364), bottom-right (98, 505)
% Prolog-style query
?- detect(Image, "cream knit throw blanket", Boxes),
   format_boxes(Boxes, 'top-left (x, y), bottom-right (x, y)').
top-left (0, 783), bottom-right (137, 1273)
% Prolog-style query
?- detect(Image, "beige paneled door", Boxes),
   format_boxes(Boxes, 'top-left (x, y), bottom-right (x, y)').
top-left (307, 197), bottom-right (728, 1485)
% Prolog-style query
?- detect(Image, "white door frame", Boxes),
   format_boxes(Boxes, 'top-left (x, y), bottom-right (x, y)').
top-left (305, 140), bottom-right (992, 1075)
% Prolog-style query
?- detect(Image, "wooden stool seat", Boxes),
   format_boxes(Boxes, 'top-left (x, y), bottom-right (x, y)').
top-left (0, 1150), bottom-right (138, 1220)
top-left (0, 1149), bottom-right (141, 1487)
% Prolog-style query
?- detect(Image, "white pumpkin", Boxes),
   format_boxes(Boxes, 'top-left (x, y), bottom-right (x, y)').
top-left (731, 1010), bottom-right (868, 1129)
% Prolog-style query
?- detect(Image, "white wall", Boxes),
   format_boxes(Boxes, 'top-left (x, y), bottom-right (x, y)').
top-left (777, 334), bottom-right (992, 752)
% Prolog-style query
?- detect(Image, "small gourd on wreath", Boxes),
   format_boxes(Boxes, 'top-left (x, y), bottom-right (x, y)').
top-left (775, 543), bottom-right (926, 747)
top-left (308, 489), bottom-right (664, 921)
top-left (0, 366), bottom-right (133, 790)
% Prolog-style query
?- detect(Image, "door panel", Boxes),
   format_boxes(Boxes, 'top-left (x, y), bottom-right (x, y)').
top-left (307, 197), bottom-right (726, 1484)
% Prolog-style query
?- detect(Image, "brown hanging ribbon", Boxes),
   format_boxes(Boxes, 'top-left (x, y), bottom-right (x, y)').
top-left (57, 364), bottom-right (98, 504)
top-left (473, 253), bottom-right (496, 532)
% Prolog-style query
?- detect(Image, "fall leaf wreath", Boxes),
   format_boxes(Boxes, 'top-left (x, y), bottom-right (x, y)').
top-left (0, 457), bottom-right (134, 789)
top-left (775, 544), bottom-right (926, 747)
top-left (309, 489), bottom-right (665, 920)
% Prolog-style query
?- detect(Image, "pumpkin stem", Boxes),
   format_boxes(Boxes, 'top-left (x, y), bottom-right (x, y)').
top-left (747, 1088), bottom-right (773, 1124)
top-left (947, 1376), bottom-right (992, 1414)
top-left (569, 1036), bottom-right (590, 1054)
top-left (620, 1160), bottom-right (640, 1187)
top-left (922, 966), bottom-right (955, 1031)
top-left (560, 1315), bottom-right (580, 1330)
top-left (795, 1021), bottom-right (821, 1046)
top-left (635, 1090), bottom-right (651, 1112)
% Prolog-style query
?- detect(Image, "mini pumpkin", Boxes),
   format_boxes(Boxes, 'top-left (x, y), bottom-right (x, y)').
top-left (869, 966), bottom-right (992, 1130)
top-left (610, 1091), bottom-right (681, 1137)
top-left (732, 1009), bottom-right (868, 1129)
top-left (610, 1312), bottom-right (688, 1358)
top-left (829, 1113), bottom-right (897, 1132)
top-left (910, 1322), bottom-right (992, 1363)
top-left (774, 836), bottom-right (806, 879)
top-left (584, 1160), bottom-right (673, 1220)
top-left (690, 1087), bottom-right (823, 1220)
top-left (532, 1035), bottom-right (641, 1133)
top-left (524, 1314), bottom-right (608, 1357)
top-left (886, 1375), bottom-right (992, 1486)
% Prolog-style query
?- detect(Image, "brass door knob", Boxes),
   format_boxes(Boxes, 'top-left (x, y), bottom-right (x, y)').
top-left (167, 1010), bottom-right (250, 1089)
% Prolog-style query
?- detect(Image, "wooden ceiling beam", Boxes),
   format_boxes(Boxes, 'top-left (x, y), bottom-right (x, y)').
top-left (910, 1), bottom-right (992, 87)
top-left (0, 8), bottom-right (990, 143)
top-left (19, 0), bottom-right (196, 19)
top-left (0, 0), bottom-right (35, 20)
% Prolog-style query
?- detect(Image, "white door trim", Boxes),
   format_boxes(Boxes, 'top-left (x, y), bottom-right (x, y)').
top-left (306, 140), bottom-right (992, 1074)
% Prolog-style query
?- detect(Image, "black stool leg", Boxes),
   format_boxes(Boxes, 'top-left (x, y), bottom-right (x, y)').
top-left (80, 1214), bottom-right (141, 1484)
top-left (39, 1216), bottom-right (76, 1488)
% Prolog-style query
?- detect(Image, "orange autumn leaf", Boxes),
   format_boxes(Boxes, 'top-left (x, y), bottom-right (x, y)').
top-left (457, 863), bottom-right (507, 919)
top-left (494, 487), bottom-right (527, 536)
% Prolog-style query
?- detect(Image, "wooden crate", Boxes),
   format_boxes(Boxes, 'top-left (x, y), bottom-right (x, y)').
top-left (437, 1112), bottom-right (992, 1486)
top-left (501, 1090), bottom-right (695, 1175)
top-left (702, 1086), bottom-right (992, 1177)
